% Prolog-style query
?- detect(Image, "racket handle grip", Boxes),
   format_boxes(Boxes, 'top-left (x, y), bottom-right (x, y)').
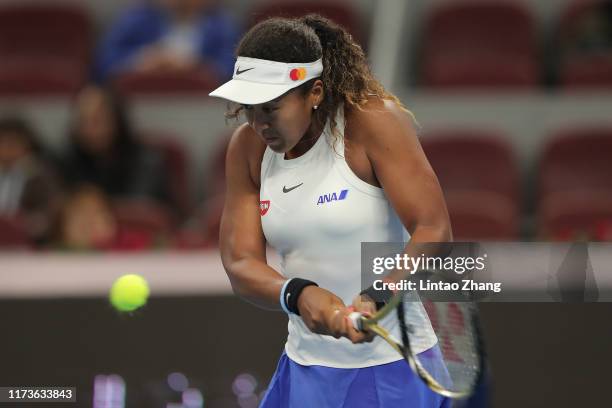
top-left (348, 311), bottom-right (364, 331)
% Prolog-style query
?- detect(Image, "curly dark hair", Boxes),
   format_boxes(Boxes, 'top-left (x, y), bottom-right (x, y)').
top-left (226, 14), bottom-right (410, 141)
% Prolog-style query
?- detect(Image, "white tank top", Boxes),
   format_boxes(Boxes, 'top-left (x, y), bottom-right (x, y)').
top-left (260, 107), bottom-right (437, 368)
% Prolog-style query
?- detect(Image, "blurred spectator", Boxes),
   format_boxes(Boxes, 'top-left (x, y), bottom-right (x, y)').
top-left (52, 184), bottom-right (154, 251)
top-left (61, 85), bottom-right (173, 209)
top-left (174, 193), bottom-right (223, 249)
top-left (0, 116), bottom-right (62, 244)
top-left (561, 1), bottom-right (612, 57)
top-left (94, 0), bottom-right (239, 82)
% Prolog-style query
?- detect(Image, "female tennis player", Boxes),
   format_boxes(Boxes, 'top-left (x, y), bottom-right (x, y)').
top-left (211, 14), bottom-right (452, 408)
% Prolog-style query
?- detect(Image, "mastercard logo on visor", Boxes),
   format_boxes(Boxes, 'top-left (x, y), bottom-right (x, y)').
top-left (289, 68), bottom-right (307, 81)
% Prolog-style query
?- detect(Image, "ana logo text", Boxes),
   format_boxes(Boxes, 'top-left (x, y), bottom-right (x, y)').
top-left (316, 189), bottom-right (348, 206)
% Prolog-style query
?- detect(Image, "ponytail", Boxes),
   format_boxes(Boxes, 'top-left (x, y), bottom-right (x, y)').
top-left (299, 14), bottom-right (410, 143)
top-left (299, 14), bottom-right (370, 109)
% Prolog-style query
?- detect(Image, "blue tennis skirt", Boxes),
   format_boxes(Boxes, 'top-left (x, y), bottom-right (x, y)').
top-left (259, 350), bottom-right (451, 408)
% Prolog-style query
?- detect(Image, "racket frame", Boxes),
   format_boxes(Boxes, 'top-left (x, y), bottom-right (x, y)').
top-left (349, 273), bottom-right (486, 399)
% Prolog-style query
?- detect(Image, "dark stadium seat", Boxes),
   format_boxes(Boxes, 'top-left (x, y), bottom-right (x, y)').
top-left (0, 4), bottom-right (91, 61)
top-left (143, 133), bottom-right (192, 216)
top-left (194, 194), bottom-right (225, 246)
top-left (539, 190), bottom-right (612, 240)
top-left (538, 127), bottom-right (612, 240)
top-left (170, 193), bottom-right (224, 249)
top-left (171, 132), bottom-right (232, 249)
top-left (249, 0), bottom-right (365, 48)
top-left (0, 3), bottom-right (91, 95)
top-left (113, 66), bottom-right (221, 96)
top-left (0, 216), bottom-right (30, 248)
top-left (538, 127), bottom-right (612, 197)
top-left (421, 131), bottom-right (521, 239)
top-left (112, 199), bottom-right (176, 236)
top-left (0, 56), bottom-right (85, 96)
top-left (560, 55), bottom-right (612, 87)
top-left (556, 0), bottom-right (612, 88)
top-left (420, 130), bottom-right (520, 204)
top-left (200, 194), bottom-right (224, 243)
top-left (445, 191), bottom-right (519, 240)
top-left (170, 228), bottom-right (212, 250)
top-left (420, 1), bottom-right (538, 88)
top-left (206, 132), bottom-right (232, 197)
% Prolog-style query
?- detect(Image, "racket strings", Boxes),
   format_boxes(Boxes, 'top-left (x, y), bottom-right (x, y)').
top-left (424, 300), bottom-right (480, 394)
top-left (399, 297), bottom-right (481, 396)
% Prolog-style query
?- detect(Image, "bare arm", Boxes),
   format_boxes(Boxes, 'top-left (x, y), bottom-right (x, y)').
top-left (219, 124), bottom-right (285, 310)
top-left (356, 100), bottom-right (452, 285)
top-left (219, 124), bottom-right (370, 342)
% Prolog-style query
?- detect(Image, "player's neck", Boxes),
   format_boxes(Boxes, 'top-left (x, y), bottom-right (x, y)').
top-left (285, 119), bottom-right (325, 160)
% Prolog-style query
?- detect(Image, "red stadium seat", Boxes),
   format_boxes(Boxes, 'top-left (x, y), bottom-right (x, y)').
top-left (113, 66), bottom-right (222, 96)
top-left (0, 3), bottom-right (91, 95)
top-left (171, 194), bottom-right (224, 249)
top-left (197, 194), bottom-right (225, 245)
top-left (112, 199), bottom-right (175, 236)
top-left (420, 130), bottom-right (520, 204)
top-left (249, 0), bottom-right (366, 48)
top-left (420, 1), bottom-right (538, 88)
top-left (560, 55), bottom-right (612, 88)
top-left (539, 190), bottom-right (612, 240)
top-left (420, 131), bottom-right (521, 240)
top-left (538, 127), bottom-right (612, 240)
top-left (0, 216), bottom-right (30, 248)
top-left (0, 4), bottom-right (91, 61)
top-left (422, 55), bottom-right (538, 89)
top-left (171, 228), bottom-right (212, 250)
top-left (207, 132), bottom-right (232, 197)
top-left (142, 133), bottom-right (192, 216)
top-left (538, 127), bottom-right (612, 197)
top-left (170, 131), bottom-right (232, 249)
top-left (0, 56), bottom-right (85, 96)
top-left (445, 191), bottom-right (519, 240)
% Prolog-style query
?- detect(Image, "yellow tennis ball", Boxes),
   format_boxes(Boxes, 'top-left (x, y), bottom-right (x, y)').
top-left (109, 274), bottom-right (150, 312)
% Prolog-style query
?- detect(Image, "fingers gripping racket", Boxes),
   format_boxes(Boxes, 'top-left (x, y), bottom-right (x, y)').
top-left (349, 271), bottom-right (486, 399)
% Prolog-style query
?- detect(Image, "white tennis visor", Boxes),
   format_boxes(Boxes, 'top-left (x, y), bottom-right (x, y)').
top-left (209, 56), bottom-right (323, 105)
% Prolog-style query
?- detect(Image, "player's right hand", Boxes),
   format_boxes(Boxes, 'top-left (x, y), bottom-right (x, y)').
top-left (297, 286), bottom-right (374, 343)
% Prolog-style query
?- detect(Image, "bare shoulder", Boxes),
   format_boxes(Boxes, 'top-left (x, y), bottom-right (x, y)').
top-left (227, 122), bottom-right (264, 157)
top-left (226, 122), bottom-right (267, 187)
top-left (345, 97), bottom-right (418, 152)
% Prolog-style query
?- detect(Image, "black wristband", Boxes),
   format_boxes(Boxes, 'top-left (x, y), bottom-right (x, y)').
top-left (284, 278), bottom-right (318, 316)
top-left (360, 285), bottom-right (393, 311)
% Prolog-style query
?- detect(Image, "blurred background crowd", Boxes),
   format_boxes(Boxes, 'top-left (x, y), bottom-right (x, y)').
top-left (0, 0), bottom-right (611, 251)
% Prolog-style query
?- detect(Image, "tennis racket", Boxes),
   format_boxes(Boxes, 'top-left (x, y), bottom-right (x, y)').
top-left (349, 270), bottom-right (485, 399)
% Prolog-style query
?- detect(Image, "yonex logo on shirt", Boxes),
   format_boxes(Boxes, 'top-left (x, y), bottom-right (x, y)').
top-left (316, 189), bottom-right (349, 205)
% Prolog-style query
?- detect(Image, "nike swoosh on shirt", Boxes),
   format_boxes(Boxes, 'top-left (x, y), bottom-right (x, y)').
top-left (235, 67), bottom-right (254, 75)
top-left (283, 183), bottom-right (304, 193)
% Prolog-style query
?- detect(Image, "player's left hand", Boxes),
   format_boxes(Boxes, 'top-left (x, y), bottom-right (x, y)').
top-left (351, 294), bottom-right (377, 316)
top-left (343, 294), bottom-right (377, 343)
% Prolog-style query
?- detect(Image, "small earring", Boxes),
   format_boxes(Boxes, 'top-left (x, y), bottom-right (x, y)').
top-left (313, 105), bottom-right (318, 110)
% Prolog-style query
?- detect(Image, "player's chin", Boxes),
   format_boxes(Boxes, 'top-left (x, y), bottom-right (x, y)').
top-left (265, 139), bottom-right (286, 153)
